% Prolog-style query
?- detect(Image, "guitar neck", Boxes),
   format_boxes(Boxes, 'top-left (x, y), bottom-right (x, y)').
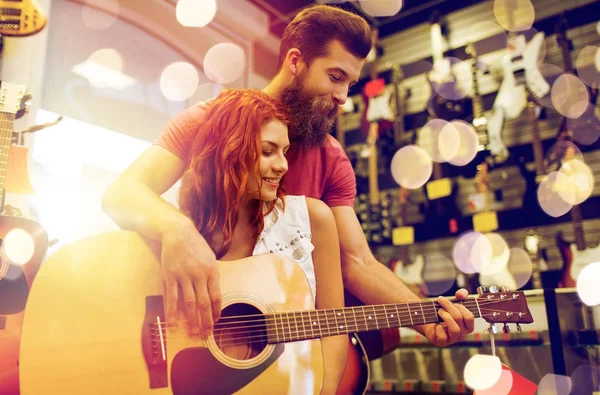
top-left (368, 124), bottom-right (380, 205)
top-left (0, 112), bottom-right (15, 196)
top-left (267, 298), bottom-right (483, 343)
top-left (527, 102), bottom-right (545, 177)
top-left (571, 204), bottom-right (586, 251)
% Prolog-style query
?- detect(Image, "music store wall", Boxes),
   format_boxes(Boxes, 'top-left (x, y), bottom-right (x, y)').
top-left (338, 0), bottom-right (600, 295)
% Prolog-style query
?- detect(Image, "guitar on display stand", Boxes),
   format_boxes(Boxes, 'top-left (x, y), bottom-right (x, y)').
top-left (519, 99), bottom-right (546, 215)
top-left (523, 229), bottom-right (547, 290)
top-left (425, 10), bottom-right (469, 122)
top-left (0, 0), bottom-right (47, 37)
top-left (486, 0), bottom-right (550, 159)
top-left (380, 64), bottom-right (411, 243)
top-left (0, 82), bottom-right (49, 395)
top-left (421, 12), bottom-right (464, 236)
top-left (555, 142), bottom-right (600, 288)
top-left (461, 42), bottom-right (508, 179)
top-left (388, 188), bottom-right (425, 298)
top-left (359, 28), bottom-right (390, 245)
top-left (18, 231), bottom-right (536, 395)
top-left (548, 14), bottom-right (600, 288)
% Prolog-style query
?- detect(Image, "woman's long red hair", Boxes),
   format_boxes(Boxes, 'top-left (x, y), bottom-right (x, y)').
top-left (178, 89), bottom-right (291, 258)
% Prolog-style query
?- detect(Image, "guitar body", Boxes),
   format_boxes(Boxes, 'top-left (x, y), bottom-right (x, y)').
top-left (0, 215), bottom-right (48, 395)
top-left (556, 232), bottom-right (600, 288)
top-left (426, 79), bottom-right (470, 121)
top-left (336, 334), bottom-right (370, 395)
top-left (0, 0), bottom-right (47, 37)
top-left (20, 231), bottom-right (325, 395)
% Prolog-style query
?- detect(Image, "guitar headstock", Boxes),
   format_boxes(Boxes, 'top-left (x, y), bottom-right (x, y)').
top-left (554, 13), bottom-right (572, 51)
top-left (476, 286), bottom-right (534, 325)
top-left (524, 229), bottom-right (540, 255)
top-left (475, 162), bottom-right (489, 194)
top-left (0, 82), bottom-right (31, 118)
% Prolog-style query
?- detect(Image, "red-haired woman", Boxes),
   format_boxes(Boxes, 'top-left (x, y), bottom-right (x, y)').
top-left (177, 89), bottom-right (347, 395)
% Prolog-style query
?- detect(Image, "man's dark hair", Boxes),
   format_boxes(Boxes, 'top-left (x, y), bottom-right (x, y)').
top-left (277, 5), bottom-right (372, 70)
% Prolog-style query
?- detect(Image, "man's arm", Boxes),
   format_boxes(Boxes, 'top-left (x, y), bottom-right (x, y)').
top-left (102, 145), bottom-right (221, 334)
top-left (330, 206), bottom-right (475, 346)
top-left (102, 145), bottom-right (188, 240)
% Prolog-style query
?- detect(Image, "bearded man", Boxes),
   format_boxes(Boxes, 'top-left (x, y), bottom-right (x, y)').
top-left (102, 5), bottom-right (474, 351)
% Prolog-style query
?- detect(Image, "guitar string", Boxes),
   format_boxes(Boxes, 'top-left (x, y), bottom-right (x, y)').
top-left (151, 307), bottom-right (525, 345)
top-left (152, 297), bottom-right (521, 328)
top-left (150, 308), bottom-right (524, 348)
top-left (155, 306), bottom-right (510, 334)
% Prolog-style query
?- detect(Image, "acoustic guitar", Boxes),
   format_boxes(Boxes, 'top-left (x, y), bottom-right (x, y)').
top-left (0, 0), bottom-right (47, 37)
top-left (0, 82), bottom-right (49, 394)
top-left (19, 231), bottom-right (534, 395)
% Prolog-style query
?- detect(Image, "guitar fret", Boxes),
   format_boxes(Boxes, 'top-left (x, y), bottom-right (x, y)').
top-left (394, 304), bottom-right (402, 327)
top-left (286, 312), bottom-right (293, 342)
top-left (341, 308), bottom-right (348, 334)
top-left (307, 310), bottom-right (315, 339)
top-left (361, 306), bottom-right (369, 331)
top-left (407, 303), bottom-right (414, 326)
top-left (350, 306), bottom-right (358, 332)
top-left (371, 306), bottom-right (379, 330)
top-left (279, 313), bottom-right (285, 343)
top-left (299, 311), bottom-right (307, 339)
top-left (432, 301), bottom-right (440, 323)
top-left (419, 302), bottom-right (426, 325)
top-left (383, 305), bottom-right (391, 328)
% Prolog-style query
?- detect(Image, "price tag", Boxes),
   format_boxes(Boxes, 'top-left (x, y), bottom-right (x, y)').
top-left (473, 211), bottom-right (498, 233)
top-left (392, 226), bottom-right (414, 245)
top-left (426, 178), bottom-right (452, 200)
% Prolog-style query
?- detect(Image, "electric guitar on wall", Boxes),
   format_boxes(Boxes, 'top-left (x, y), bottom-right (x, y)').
top-left (523, 229), bottom-right (547, 290)
top-left (0, 0), bottom-right (47, 37)
top-left (426, 11), bottom-right (469, 121)
top-left (19, 231), bottom-right (534, 395)
top-left (464, 42), bottom-right (509, 173)
top-left (555, 141), bottom-right (600, 288)
top-left (0, 82), bottom-right (49, 395)
top-left (519, 99), bottom-right (545, 214)
top-left (389, 188), bottom-right (424, 298)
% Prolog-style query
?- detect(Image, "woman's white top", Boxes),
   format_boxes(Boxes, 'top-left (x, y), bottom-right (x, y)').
top-left (253, 195), bottom-right (317, 300)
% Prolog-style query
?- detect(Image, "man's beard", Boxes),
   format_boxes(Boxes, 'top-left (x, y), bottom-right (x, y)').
top-left (279, 74), bottom-right (338, 149)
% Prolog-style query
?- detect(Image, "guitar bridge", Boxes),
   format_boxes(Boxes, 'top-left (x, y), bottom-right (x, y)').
top-left (142, 295), bottom-right (168, 389)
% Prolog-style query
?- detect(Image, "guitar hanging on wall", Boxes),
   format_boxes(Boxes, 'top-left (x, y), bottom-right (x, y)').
top-left (0, 0), bottom-right (47, 37)
top-left (425, 10), bottom-right (469, 122)
top-left (0, 82), bottom-right (49, 395)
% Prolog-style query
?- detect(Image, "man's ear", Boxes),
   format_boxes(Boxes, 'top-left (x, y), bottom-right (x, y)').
top-left (284, 48), bottom-right (304, 76)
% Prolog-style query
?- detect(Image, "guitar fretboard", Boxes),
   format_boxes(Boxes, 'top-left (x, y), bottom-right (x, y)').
top-left (266, 298), bottom-right (482, 344)
top-left (0, 112), bottom-right (16, 195)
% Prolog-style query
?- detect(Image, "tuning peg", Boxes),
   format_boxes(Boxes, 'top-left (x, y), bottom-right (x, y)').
top-left (500, 286), bottom-right (509, 292)
top-left (503, 324), bottom-right (511, 334)
top-left (516, 324), bottom-right (522, 333)
top-left (477, 286), bottom-right (487, 295)
top-left (488, 323), bottom-right (499, 334)
top-left (488, 285), bottom-right (499, 293)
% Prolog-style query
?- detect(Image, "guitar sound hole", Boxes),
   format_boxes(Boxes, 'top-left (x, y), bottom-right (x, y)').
top-left (214, 303), bottom-right (268, 361)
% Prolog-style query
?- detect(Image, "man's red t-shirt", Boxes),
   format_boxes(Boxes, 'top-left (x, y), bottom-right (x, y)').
top-left (155, 102), bottom-right (356, 207)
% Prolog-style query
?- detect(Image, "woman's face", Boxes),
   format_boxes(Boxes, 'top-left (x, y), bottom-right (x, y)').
top-left (246, 119), bottom-right (290, 201)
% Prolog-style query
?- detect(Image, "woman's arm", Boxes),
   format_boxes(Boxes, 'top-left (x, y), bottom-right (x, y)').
top-left (306, 198), bottom-right (347, 395)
